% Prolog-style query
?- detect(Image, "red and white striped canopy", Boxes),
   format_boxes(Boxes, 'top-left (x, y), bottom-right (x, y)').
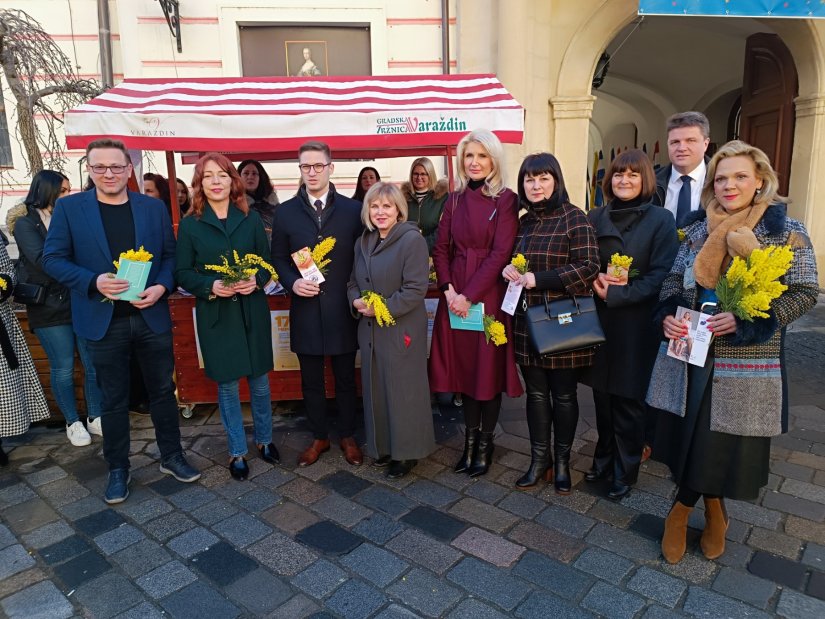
top-left (65, 74), bottom-right (524, 158)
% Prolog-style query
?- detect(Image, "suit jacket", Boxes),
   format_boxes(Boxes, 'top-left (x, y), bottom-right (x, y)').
top-left (42, 190), bottom-right (176, 341)
top-left (652, 156), bottom-right (711, 208)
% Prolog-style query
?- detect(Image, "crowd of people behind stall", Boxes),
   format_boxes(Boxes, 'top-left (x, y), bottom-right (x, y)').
top-left (0, 110), bottom-right (819, 565)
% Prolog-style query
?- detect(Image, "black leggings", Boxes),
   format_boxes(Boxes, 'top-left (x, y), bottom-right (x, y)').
top-left (676, 485), bottom-right (721, 508)
top-left (462, 394), bottom-right (502, 433)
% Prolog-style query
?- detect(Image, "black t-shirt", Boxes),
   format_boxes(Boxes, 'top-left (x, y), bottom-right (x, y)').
top-left (98, 200), bottom-right (138, 318)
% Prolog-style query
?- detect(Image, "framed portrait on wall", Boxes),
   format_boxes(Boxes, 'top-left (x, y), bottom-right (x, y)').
top-left (286, 41), bottom-right (328, 77)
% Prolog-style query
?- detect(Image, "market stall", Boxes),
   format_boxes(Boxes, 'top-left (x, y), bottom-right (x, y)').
top-left (63, 74), bottom-right (524, 414)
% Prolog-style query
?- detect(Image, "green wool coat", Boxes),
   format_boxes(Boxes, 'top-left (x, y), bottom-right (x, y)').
top-left (175, 204), bottom-right (274, 383)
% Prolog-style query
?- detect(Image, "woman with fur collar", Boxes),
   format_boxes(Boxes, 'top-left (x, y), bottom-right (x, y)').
top-left (400, 157), bottom-right (448, 255)
top-left (649, 140), bottom-right (819, 565)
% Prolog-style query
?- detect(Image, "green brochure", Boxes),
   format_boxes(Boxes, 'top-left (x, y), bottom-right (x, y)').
top-left (115, 259), bottom-right (151, 302)
top-left (448, 302), bottom-right (485, 332)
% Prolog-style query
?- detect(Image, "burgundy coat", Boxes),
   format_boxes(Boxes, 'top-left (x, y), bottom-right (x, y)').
top-left (428, 186), bottom-right (523, 399)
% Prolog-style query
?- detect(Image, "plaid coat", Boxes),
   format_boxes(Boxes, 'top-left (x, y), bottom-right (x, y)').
top-left (512, 202), bottom-right (600, 369)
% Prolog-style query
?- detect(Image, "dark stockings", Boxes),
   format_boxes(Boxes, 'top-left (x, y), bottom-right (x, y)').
top-left (462, 394), bottom-right (502, 432)
top-left (675, 485), bottom-right (721, 508)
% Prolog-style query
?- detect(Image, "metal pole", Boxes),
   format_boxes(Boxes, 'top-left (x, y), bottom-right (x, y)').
top-left (441, 0), bottom-right (450, 75)
top-left (166, 151), bottom-right (180, 236)
top-left (97, 0), bottom-right (114, 89)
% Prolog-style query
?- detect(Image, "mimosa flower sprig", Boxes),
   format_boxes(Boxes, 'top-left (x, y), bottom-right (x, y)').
top-left (113, 246), bottom-right (153, 271)
top-left (511, 253), bottom-right (529, 275)
top-left (716, 245), bottom-right (793, 321)
top-left (205, 251), bottom-right (278, 286)
top-left (608, 253), bottom-right (639, 279)
top-left (483, 314), bottom-right (507, 346)
top-left (677, 229), bottom-right (686, 242)
top-left (361, 290), bottom-right (396, 327)
top-left (311, 237), bottom-right (336, 274)
top-left (0, 277), bottom-right (7, 291)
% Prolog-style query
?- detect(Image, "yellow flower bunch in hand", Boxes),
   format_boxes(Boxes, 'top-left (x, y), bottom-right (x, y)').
top-left (608, 253), bottom-right (639, 280)
top-left (511, 253), bottom-right (529, 275)
top-left (483, 314), bottom-right (507, 346)
top-left (716, 245), bottom-right (793, 321)
top-left (205, 251), bottom-right (278, 286)
top-left (361, 290), bottom-right (396, 327)
top-left (113, 246), bottom-right (153, 271)
top-left (311, 237), bottom-right (336, 274)
top-left (0, 277), bottom-right (7, 291)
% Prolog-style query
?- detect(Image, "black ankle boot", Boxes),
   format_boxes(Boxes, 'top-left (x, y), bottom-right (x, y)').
top-left (468, 431), bottom-right (494, 477)
top-left (454, 427), bottom-right (479, 474)
top-left (516, 441), bottom-right (553, 488)
top-left (0, 438), bottom-right (7, 467)
top-left (554, 447), bottom-right (572, 494)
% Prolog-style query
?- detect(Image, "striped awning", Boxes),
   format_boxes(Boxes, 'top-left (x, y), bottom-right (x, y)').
top-left (639, 0), bottom-right (825, 18)
top-left (64, 74), bottom-right (524, 157)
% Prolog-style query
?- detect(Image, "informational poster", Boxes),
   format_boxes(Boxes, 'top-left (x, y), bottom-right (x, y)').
top-left (271, 309), bottom-right (299, 371)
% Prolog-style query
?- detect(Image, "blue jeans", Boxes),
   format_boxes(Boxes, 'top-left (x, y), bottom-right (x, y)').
top-left (35, 324), bottom-right (102, 424)
top-left (86, 315), bottom-right (182, 470)
top-left (217, 372), bottom-right (272, 457)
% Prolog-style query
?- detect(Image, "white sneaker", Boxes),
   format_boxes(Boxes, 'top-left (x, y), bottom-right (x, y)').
top-left (86, 417), bottom-right (103, 437)
top-left (66, 421), bottom-right (92, 447)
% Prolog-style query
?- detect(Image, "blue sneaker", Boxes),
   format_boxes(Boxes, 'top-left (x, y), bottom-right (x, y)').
top-left (104, 469), bottom-right (130, 504)
top-left (159, 453), bottom-right (201, 483)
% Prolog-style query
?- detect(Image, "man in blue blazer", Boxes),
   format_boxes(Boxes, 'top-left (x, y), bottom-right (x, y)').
top-left (43, 138), bottom-right (200, 504)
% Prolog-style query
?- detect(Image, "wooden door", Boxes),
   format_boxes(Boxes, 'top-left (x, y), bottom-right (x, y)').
top-left (739, 33), bottom-right (798, 196)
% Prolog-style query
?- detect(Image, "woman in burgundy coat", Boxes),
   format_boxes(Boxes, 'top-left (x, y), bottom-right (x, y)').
top-left (429, 129), bottom-right (523, 477)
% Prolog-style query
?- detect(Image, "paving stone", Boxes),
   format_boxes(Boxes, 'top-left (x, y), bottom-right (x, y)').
top-left (448, 497), bottom-right (518, 533)
top-left (279, 478), bottom-right (329, 505)
top-left (807, 570), bottom-right (825, 601)
top-left (725, 499), bottom-right (783, 530)
top-left (296, 520), bottom-right (363, 555)
top-left (353, 513), bottom-right (405, 545)
top-left (659, 553), bottom-right (718, 585)
top-left (386, 529), bottom-right (463, 574)
top-left (404, 480), bottom-right (461, 507)
top-left (160, 580), bottom-right (241, 619)
top-left (53, 550), bottom-right (111, 589)
top-left (639, 607), bottom-right (684, 619)
top-left (190, 540), bottom-right (257, 586)
top-left (573, 547), bottom-right (635, 584)
top-left (319, 470), bottom-right (373, 497)
top-left (167, 486), bottom-right (216, 511)
top-left (507, 520), bottom-right (586, 564)
top-left (762, 490), bottom-right (825, 522)
top-left (447, 599), bottom-right (511, 619)
top-left (110, 539), bottom-right (172, 578)
top-left (0, 482), bottom-right (37, 507)
top-left (771, 461), bottom-right (815, 482)
top-left (776, 589), bottom-right (825, 619)
top-left (24, 466), bottom-right (68, 487)
top-left (191, 498), bottom-right (240, 526)
top-left (496, 491), bottom-right (545, 519)
top-left (747, 526), bottom-right (802, 559)
top-left (802, 542), bottom-right (825, 570)
top-left (167, 526), bottom-right (219, 559)
top-left (340, 542), bottom-right (409, 587)
top-left (682, 586), bottom-right (771, 619)
top-left (586, 499), bottom-right (637, 529)
top-left (312, 492), bottom-right (372, 527)
top-left (634, 472), bottom-right (678, 498)
top-left (373, 604), bottom-right (424, 618)
top-left (400, 505), bottom-right (466, 542)
top-left (781, 478), bottom-right (825, 507)
top-left (0, 580), bottom-right (73, 619)
top-left (261, 500), bottom-right (321, 535)
top-left (21, 520), bottom-right (73, 550)
top-left (627, 566), bottom-right (687, 608)
top-left (357, 486), bottom-right (417, 517)
top-left (451, 526), bottom-right (525, 567)
top-left (225, 568), bottom-right (292, 615)
top-left (513, 550), bottom-right (592, 599)
top-left (253, 466), bottom-right (297, 489)
top-left (94, 523), bottom-right (145, 555)
top-left (113, 601), bottom-right (165, 619)
top-left (291, 559), bottom-right (348, 598)
top-left (537, 504), bottom-right (597, 539)
top-left (247, 531), bottom-right (318, 575)
top-left (538, 487), bottom-right (599, 514)
top-left (57, 494), bottom-right (108, 520)
top-left (0, 522), bottom-right (15, 549)
top-left (39, 534), bottom-right (92, 565)
top-left (748, 550), bottom-right (808, 589)
top-left (617, 489), bottom-right (672, 518)
top-left (2, 498), bottom-right (59, 533)
top-left (325, 579), bottom-right (387, 619)
top-left (712, 566), bottom-right (777, 609)
top-left (235, 487), bottom-right (280, 513)
top-left (515, 590), bottom-right (595, 619)
top-left (270, 593), bottom-right (320, 618)
top-left (144, 511), bottom-right (196, 542)
top-left (715, 539), bottom-right (754, 569)
top-left (75, 508), bottom-right (126, 536)
top-left (465, 479), bottom-right (509, 504)
top-left (448, 557), bottom-right (531, 611)
top-left (386, 567), bottom-right (462, 617)
top-left (135, 561), bottom-right (198, 600)
top-left (212, 480), bottom-right (256, 500)
top-left (581, 581), bottom-right (646, 619)
top-left (74, 571), bottom-right (145, 618)
top-left (35, 477), bottom-right (90, 508)
top-left (212, 511), bottom-right (271, 547)
top-left (585, 522), bottom-right (661, 561)
top-left (433, 471), bottom-right (474, 492)
top-left (785, 515), bottom-right (825, 545)
top-left (0, 545), bottom-right (36, 581)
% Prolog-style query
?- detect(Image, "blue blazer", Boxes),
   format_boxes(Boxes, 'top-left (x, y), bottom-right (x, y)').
top-left (42, 190), bottom-right (176, 341)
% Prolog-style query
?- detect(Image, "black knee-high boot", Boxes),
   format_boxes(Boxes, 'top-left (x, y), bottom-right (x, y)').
top-left (516, 394), bottom-right (553, 488)
top-left (552, 390), bottom-right (579, 495)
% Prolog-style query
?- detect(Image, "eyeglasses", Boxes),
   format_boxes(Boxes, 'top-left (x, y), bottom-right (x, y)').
top-left (89, 164), bottom-right (129, 174)
top-left (299, 163), bottom-right (331, 174)
top-left (412, 172), bottom-right (429, 178)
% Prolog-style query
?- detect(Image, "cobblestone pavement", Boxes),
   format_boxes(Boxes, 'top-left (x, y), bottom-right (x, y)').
top-left (1, 297), bottom-right (824, 619)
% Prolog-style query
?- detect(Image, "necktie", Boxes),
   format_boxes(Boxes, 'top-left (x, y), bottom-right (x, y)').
top-left (313, 199), bottom-right (323, 214)
top-left (676, 175), bottom-right (692, 227)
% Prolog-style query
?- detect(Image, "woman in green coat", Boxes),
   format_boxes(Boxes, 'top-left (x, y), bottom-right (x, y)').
top-left (175, 153), bottom-right (278, 481)
top-left (401, 157), bottom-right (448, 255)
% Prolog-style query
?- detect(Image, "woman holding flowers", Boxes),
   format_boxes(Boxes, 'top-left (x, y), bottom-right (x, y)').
top-left (175, 153), bottom-right (279, 481)
top-left (650, 141), bottom-right (819, 564)
top-left (502, 153), bottom-right (599, 493)
top-left (583, 150), bottom-right (678, 501)
top-left (430, 129), bottom-right (523, 478)
top-left (347, 182), bottom-right (434, 479)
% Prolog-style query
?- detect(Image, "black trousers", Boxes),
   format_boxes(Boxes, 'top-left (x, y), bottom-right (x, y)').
top-left (592, 390), bottom-right (646, 485)
top-left (297, 352), bottom-right (357, 440)
top-left (520, 366), bottom-right (580, 450)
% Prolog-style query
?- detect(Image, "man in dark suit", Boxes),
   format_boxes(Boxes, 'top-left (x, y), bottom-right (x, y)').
top-left (652, 111), bottom-right (711, 227)
top-left (43, 139), bottom-right (200, 504)
top-left (271, 141), bottom-right (364, 467)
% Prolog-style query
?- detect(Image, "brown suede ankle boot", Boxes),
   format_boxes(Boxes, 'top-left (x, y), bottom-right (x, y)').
top-left (700, 497), bottom-right (729, 560)
top-left (662, 501), bottom-right (693, 564)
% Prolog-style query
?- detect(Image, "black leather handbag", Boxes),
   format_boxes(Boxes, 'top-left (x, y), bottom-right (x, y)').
top-left (13, 282), bottom-right (47, 306)
top-left (525, 294), bottom-right (605, 356)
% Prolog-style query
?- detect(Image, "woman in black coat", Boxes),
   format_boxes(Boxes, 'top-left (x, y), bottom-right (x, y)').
top-left (6, 170), bottom-right (103, 446)
top-left (583, 149), bottom-right (678, 500)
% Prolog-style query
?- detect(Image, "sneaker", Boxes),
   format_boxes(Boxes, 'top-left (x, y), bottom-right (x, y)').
top-left (104, 469), bottom-right (130, 504)
top-left (159, 453), bottom-right (201, 483)
top-left (66, 421), bottom-right (92, 446)
top-left (86, 417), bottom-right (103, 437)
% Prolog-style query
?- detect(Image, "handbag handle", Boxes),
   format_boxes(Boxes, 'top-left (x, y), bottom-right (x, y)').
top-left (543, 292), bottom-right (582, 317)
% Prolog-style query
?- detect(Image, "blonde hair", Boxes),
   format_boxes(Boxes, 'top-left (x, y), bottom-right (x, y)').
top-left (361, 182), bottom-right (408, 231)
top-left (455, 129), bottom-right (506, 197)
top-left (408, 157), bottom-right (438, 192)
top-left (701, 140), bottom-right (786, 210)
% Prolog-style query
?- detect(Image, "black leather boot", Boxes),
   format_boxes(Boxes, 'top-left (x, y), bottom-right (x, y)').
top-left (467, 431), bottom-right (494, 477)
top-left (552, 387), bottom-right (580, 495)
top-left (554, 447), bottom-right (572, 494)
top-left (516, 401), bottom-right (553, 488)
top-left (454, 426), bottom-right (480, 474)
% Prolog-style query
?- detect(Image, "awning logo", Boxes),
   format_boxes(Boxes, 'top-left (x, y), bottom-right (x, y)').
top-left (376, 116), bottom-right (467, 134)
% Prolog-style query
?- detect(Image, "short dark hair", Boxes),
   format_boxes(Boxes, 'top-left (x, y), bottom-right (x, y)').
top-left (143, 172), bottom-right (171, 206)
top-left (85, 138), bottom-right (132, 164)
top-left (298, 141), bottom-right (331, 161)
top-left (666, 111), bottom-right (710, 139)
top-left (24, 169), bottom-right (69, 210)
top-left (517, 152), bottom-right (569, 206)
top-left (602, 149), bottom-right (656, 202)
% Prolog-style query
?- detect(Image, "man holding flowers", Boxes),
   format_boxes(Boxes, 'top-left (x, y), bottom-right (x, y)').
top-left (43, 138), bottom-right (200, 504)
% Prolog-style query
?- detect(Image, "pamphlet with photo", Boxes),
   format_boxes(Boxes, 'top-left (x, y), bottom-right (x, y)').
top-left (666, 306), bottom-right (713, 367)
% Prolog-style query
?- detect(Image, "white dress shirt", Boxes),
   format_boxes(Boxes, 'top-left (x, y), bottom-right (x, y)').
top-left (664, 160), bottom-right (706, 221)
top-left (308, 191), bottom-right (329, 209)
